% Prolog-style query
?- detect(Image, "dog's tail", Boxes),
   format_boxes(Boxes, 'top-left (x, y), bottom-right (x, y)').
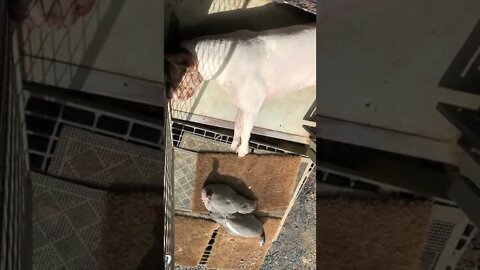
top-left (259, 230), bottom-right (266, 246)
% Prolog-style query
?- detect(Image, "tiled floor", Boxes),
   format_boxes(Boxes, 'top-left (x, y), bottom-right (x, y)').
top-left (33, 126), bottom-right (166, 270)
top-left (173, 148), bottom-right (197, 211)
top-left (48, 126), bottom-right (164, 188)
top-left (32, 172), bottom-right (106, 270)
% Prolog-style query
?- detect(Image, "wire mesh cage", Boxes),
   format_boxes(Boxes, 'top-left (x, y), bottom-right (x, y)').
top-left (1, 7), bottom-right (31, 270)
top-left (164, 102), bottom-right (175, 270)
top-left (20, 83), bottom-right (170, 269)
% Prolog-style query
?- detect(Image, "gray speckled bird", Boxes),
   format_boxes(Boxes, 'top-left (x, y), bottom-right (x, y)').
top-left (201, 184), bottom-right (256, 216)
top-left (210, 212), bottom-right (266, 246)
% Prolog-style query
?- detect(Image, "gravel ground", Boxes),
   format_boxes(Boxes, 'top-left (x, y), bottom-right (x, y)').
top-left (456, 232), bottom-right (480, 270)
top-left (260, 170), bottom-right (316, 270)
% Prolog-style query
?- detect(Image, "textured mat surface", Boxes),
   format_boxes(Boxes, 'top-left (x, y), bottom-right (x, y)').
top-left (176, 133), bottom-right (310, 269)
top-left (179, 132), bottom-right (309, 182)
top-left (178, 133), bottom-right (310, 214)
top-left (48, 126), bottom-right (164, 187)
top-left (32, 172), bottom-right (164, 270)
top-left (174, 215), bottom-right (218, 267)
top-left (32, 172), bottom-right (105, 270)
top-left (97, 192), bottom-right (164, 270)
top-left (174, 148), bottom-right (197, 211)
top-left (206, 217), bottom-right (282, 270)
top-left (316, 199), bottom-right (433, 270)
top-left (192, 153), bottom-right (301, 214)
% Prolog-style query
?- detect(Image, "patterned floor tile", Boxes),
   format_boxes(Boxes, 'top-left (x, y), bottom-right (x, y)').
top-left (33, 246), bottom-right (64, 270)
top-left (65, 203), bottom-right (99, 231)
top-left (174, 148), bottom-right (197, 211)
top-left (48, 126), bottom-right (164, 187)
top-left (32, 172), bottom-right (106, 270)
top-left (53, 234), bottom-right (89, 262)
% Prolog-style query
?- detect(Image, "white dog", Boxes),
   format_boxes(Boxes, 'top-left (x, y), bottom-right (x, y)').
top-left (166, 24), bottom-right (316, 157)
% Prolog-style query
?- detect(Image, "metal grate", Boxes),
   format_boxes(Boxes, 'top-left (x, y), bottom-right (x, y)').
top-left (317, 167), bottom-right (457, 206)
top-left (424, 220), bottom-right (456, 253)
top-left (199, 228), bottom-right (219, 265)
top-left (319, 169), bottom-right (424, 199)
top-left (421, 220), bottom-right (456, 270)
top-left (171, 122), bottom-right (296, 155)
top-left (23, 91), bottom-right (165, 172)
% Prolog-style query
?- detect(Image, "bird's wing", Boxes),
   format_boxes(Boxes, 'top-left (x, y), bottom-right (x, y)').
top-left (209, 195), bottom-right (238, 215)
top-left (228, 195), bottom-right (256, 214)
top-left (232, 195), bottom-right (256, 214)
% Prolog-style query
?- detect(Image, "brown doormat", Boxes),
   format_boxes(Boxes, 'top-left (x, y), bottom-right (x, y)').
top-left (174, 215), bottom-right (218, 267)
top-left (316, 199), bottom-right (433, 270)
top-left (192, 153), bottom-right (301, 214)
top-left (207, 217), bottom-right (282, 270)
top-left (97, 192), bottom-right (164, 270)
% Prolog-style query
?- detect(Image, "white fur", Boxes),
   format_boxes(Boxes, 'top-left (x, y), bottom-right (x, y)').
top-left (181, 25), bottom-right (316, 157)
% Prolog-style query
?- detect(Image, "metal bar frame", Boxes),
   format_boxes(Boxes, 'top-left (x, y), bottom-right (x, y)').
top-left (436, 102), bottom-right (480, 227)
top-left (164, 102), bottom-right (174, 270)
top-left (1, 3), bottom-right (32, 269)
top-left (22, 57), bottom-right (165, 107)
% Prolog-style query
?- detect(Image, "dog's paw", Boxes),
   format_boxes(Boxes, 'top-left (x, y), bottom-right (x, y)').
top-left (236, 145), bottom-right (249, 158)
top-left (230, 140), bottom-right (240, 151)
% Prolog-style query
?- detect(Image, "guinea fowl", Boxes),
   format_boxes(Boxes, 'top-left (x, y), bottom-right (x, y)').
top-left (210, 212), bottom-right (266, 246)
top-left (201, 184), bottom-right (256, 216)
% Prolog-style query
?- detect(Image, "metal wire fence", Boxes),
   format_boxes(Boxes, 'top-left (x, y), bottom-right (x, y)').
top-left (1, 6), bottom-right (31, 269)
